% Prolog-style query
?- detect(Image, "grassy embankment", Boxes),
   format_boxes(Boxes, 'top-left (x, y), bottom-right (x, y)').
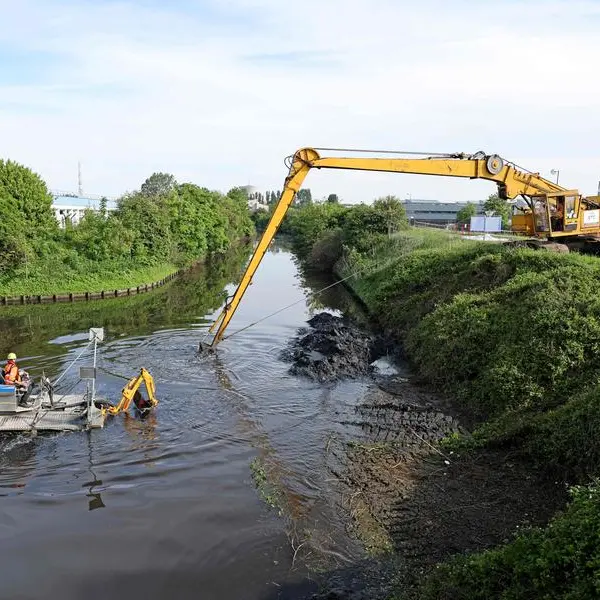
top-left (0, 261), bottom-right (179, 297)
top-left (286, 202), bottom-right (600, 599)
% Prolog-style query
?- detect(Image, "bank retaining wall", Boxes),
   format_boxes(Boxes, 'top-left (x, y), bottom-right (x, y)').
top-left (0, 267), bottom-right (189, 306)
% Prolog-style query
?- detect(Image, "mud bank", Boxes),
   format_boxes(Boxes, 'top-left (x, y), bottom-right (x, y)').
top-left (339, 392), bottom-right (566, 596)
top-left (279, 312), bottom-right (567, 599)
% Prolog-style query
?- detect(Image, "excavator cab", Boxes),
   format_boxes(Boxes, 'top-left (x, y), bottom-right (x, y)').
top-left (512, 191), bottom-right (582, 238)
top-left (545, 191), bottom-right (581, 235)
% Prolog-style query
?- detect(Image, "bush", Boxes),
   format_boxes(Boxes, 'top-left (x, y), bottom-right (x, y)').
top-left (308, 229), bottom-right (344, 270)
top-left (284, 200), bottom-right (408, 266)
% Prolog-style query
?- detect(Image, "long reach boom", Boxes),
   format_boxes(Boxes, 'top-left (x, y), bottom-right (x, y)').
top-left (207, 147), bottom-right (569, 346)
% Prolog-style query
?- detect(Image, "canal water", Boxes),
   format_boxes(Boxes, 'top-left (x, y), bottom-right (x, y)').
top-left (0, 243), bottom-right (384, 600)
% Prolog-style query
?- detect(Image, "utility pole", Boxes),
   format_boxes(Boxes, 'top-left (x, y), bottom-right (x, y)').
top-left (78, 161), bottom-right (83, 196)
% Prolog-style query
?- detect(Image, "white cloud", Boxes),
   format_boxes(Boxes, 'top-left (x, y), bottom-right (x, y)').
top-left (0, 0), bottom-right (599, 202)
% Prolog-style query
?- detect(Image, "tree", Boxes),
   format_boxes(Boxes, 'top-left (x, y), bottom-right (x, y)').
top-left (265, 191), bottom-right (271, 205)
top-left (297, 189), bottom-right (312, 206)
top-left (0, 159), bottom-right (57, 238)
top-left (483, 193), bottom-right (510, 229)
top-left (456, 202), bottom-right (477, 224)
top-left (327, 193), bottom-right (339, 204)
top-left (372, 195), bottom-right (407, 237)
top-left (140, 172), bottom-right (176, 198)
top-left (0, 193), bottom-right (31, 272)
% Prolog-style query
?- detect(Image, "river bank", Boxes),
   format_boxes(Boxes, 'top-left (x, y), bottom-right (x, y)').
top-left (0, 261), bottom-right (180, 298)
top-left (281, 212), bottom-right (600, 599)
top-left (0, 160), bottom-right (254, 298)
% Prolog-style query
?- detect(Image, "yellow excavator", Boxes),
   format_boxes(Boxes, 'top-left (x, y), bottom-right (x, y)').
top-left (101, 367), bottom-right (158, 416)
top-left (206, 147), bottom-right (600, 346)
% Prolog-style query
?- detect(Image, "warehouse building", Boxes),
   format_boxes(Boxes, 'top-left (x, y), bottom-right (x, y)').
top-left (402, 199), bottom-right (486, 225)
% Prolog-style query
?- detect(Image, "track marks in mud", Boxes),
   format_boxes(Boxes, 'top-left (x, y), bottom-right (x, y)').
top-left (336, 383), bottom-right (568, 595)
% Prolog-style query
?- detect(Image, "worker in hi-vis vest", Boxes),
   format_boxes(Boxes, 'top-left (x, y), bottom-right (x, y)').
top-left (3, 353), bottom-right (22, 386)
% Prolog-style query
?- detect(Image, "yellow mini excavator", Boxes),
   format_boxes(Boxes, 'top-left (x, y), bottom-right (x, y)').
top-left (102, 367), bottom-right (158, 417)
top-left (206, 147), bottom-right (600, 347)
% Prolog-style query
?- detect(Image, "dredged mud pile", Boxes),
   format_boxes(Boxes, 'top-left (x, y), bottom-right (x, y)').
top-left (280, 312), bottom-right (377, 382)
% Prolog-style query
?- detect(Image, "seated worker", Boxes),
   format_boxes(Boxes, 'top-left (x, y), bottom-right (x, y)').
top-left (551, 201), bottom-right (564, 232)
top-left (3, 353), bottom-right (22, 386)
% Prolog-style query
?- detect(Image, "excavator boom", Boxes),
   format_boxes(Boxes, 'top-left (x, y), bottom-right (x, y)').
top-left (207, 147), bottom-right (570, 346)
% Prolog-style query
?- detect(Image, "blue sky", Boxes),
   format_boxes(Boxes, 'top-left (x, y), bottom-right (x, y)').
top-left (1, 0), bottom-right (600, 203)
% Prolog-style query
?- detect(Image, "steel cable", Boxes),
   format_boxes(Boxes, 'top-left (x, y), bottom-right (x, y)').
top-left (220, 234), bottom-right (437, 342)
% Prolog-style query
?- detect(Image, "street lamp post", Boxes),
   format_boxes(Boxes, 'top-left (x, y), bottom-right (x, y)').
top-left (550, 169), bottom-right (560, 185)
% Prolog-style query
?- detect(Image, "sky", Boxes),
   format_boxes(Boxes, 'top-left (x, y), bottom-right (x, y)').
top-left (1, 0), bottom-right (600, 204)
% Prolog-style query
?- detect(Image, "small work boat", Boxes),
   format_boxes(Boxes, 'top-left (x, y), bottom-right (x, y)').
top-left (0, 327), bottom-right (157, 433)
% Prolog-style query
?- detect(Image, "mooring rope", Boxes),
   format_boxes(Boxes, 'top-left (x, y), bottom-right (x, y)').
top-left (52, 340), bottom-right (93, 386)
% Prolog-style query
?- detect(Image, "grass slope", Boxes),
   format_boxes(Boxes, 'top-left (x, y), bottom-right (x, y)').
top-left (0, 259), bottom-right (179, 296)
top-left (330, 229), bottom-right (600, 599)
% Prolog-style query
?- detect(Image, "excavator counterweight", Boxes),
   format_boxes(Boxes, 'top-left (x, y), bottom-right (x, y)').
top-left (206, 147), bottom-right (600, 346)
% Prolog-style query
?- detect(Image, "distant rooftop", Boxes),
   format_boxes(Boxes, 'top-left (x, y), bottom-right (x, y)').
top-left (402, 199), bottom-right (485, 207)
top-left (401, 198), bottom-right (486, 223)
top-left (52, 194), bottom-right (118, 211)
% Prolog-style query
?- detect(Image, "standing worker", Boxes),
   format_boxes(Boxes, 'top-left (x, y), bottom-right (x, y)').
top-left (3, 353), bottom-right (22, 386)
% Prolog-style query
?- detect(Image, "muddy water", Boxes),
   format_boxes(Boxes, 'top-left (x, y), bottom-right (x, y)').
top-left (0, 243), bottom-right (392, 600)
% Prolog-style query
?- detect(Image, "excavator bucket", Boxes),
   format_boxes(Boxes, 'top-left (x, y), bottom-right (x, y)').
top-left (107, 368), bottom-right (158, 416)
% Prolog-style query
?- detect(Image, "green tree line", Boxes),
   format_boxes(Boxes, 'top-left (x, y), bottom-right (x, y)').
top-left (0, 159), bottom-right (254, 293)
top-left (249, 193), bottom-right (408, 270)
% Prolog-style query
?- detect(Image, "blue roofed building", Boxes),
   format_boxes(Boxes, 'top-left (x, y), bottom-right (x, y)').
top-left (51, 192), bottom-right (118, 227)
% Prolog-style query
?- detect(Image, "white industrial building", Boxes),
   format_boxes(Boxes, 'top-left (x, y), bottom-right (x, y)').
top-left (52, 194), bottom-right (117, 227)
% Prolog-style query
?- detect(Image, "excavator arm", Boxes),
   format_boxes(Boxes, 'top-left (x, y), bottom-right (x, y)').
top-left (208, 147), bottom-right (568, 346)
top-left (107, 367), bottom-right (158, 415)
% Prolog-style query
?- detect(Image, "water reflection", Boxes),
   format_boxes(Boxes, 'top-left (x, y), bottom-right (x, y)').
top-left (0, 243), bottom-right (253, 380)
top-left (84, 433), bottom-right (105, 511)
